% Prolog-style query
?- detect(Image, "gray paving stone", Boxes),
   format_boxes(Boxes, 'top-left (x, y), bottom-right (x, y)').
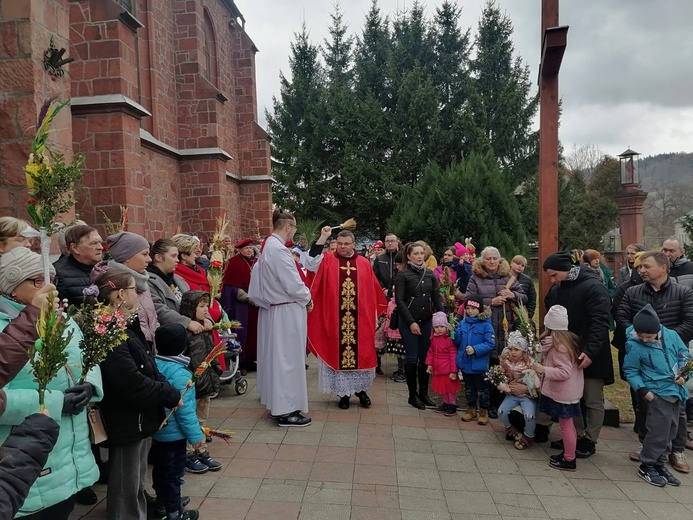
top-left (492, 493), bottom-right (549, 518)
top-left (320, 433), bottom-right (358, 448)
top-left (613, 480), bottom-right (678, 503)
top-left (303, 482), bottom-right (352, 505)
top-left (396, 466), bottom-right (442, 489)
top-left (392, 425), bottom-right (429, 439)
top-left (439, 471), bottom-right (488, 492)
top-left (394, 437), bottom-right (434, 453)
top-left (635, 501), bottom-right (693, 520)
top-left (537, 496), bottom-right (600, 520)
top-left (244, 429), bottom-right (287, 444)
top-left (433, 440), bottom-right (471, 455)
top-left (399, 493), bottom-right (449, 513)
top-left (396, 451), bottom-right (438, 469)
top-left (298, 503), bottom-right (351, 520)
top-left (586, 498), bottom-right (648, 520)
top-left (426, 428), bottom-right (465, 442)
top-left (207, 476), bottom-right (262, 499)
top-left (434, 454), bottom-right (478, 472)
top-left (255, 480), bottom-right (307, 502)
top-left (477, 456), bottom-right (521, 475)
top-left (461, 430), bottom-right (503, 443)
top-left (468, 443), bottom-right (512, 460)
top-left (445, 490), bottom-right (499, 516)
top-left (527, 475), bottom-right (581, 497)
top-left (567, 478), bottom-right (629, 500)
top-left (401, 511), bottom-right (452, 520)
top-left (482, 473), bottom-right (534, 495)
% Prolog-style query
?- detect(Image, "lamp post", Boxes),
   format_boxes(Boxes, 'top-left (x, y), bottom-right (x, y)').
top-left (614, 148), bottom-right (648, 266)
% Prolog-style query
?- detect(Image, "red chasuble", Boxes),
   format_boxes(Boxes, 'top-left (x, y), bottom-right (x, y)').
top-left (307, 252), bottom-right (387, 371)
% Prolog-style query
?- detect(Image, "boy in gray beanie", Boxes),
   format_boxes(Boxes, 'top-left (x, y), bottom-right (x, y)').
top-left (623, 304), bottom-right (690, 487)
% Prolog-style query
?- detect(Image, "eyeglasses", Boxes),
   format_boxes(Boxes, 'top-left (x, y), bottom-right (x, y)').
top-left (384, 239), bottom-right (397, 243)
top-left (124, 286), bottom-right (137, 291)
top-left (25, 277), bottom-right (55, 288)
top-left (336, 242), bottom-right (354, 247)
top-left (287, 223), bottom-right (297, 229)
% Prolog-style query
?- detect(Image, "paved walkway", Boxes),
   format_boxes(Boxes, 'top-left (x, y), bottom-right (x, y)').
top-left (72, 358), bottom-right (693, 520)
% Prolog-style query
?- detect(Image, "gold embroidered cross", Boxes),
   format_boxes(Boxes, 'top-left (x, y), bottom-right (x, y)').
top-left (340, 261), bottom-right (357, 275)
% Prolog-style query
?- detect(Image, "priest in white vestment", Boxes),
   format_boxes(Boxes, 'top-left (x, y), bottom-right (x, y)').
top-left (248, 209), bottom-right (313, 427)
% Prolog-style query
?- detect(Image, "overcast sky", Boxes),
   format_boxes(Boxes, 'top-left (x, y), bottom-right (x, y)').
top-left (237, 0), bottom-right (693, 158)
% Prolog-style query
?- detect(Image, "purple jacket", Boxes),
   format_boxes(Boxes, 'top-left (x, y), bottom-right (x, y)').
top-left (466, 258), bottom-right (526, 357)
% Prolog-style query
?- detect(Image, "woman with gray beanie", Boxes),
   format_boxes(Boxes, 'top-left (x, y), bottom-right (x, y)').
top-left (94, 232), bottom-right (159, 345)
top-left (0, 247), bottom-right (104, 519)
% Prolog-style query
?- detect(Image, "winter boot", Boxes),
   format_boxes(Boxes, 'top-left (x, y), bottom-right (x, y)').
top-left (477, 409), bottom-right (489, 425)
top-left (461, 408), bottom-right (478, 422)
top-left (417, 364), bottom-right (437, 408)
top-left (197, 450), bottom-right (223, 471)
top-left (405, 363), bottom-right (425, 410)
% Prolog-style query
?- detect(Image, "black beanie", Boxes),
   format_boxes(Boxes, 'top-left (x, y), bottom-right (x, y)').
top-left (155, 323), bottom-right (189, 356)
top-left (633, 304), bottom-right (660, 334)
top-left (465, 294), bottom-right (485, 311)
top-left (543, 252), bottom-right (574, 272)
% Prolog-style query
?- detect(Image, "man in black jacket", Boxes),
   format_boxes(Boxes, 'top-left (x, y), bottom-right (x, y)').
top-left (543, 251), bottom-right (612, 458)
top-left (662, 237), bottom-right (693, 290)
top-left (615, 251), bottom-right (693, 473)
top-left (373, 234), bottom-right (400, 299)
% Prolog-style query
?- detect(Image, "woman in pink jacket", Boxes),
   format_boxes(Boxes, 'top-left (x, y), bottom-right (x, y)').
top-left (425, 312), bottom-right (461, 416)
top-left (534, 306), bottom-right (584, 472)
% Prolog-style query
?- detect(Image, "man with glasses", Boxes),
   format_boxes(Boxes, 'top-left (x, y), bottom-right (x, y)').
top-left (305, 228), bottom-right (387, 409)
top-left (373, 234), bottom-right (400, 299)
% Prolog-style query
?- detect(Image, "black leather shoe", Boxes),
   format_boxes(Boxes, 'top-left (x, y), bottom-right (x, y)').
top-left (488, 407), bottom-right (498, 419)
top-left (355, 391), bottom-right (371, 407)
top-left (418, 393), bottom-right (437, 408)
top-left (575, 438), bottom-right (596, 458)
top-left (550, 439), bottom-right (564, 450)
top-left (75, 487), bottom-right (98, 505)
top-left (408, 395), bottom-right (426, 410)
top-left (338, 395), bottom-right (350, 409)
top-left (533, 424), bottom-right (550, 444)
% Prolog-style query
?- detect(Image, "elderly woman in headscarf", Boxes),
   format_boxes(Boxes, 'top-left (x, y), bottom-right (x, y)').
top-left (220, 238), bottom-right (258, 373)
top-left (96, 232), bottom-right (159, 345)
top-left (0, 247), bottom-right (103, 519)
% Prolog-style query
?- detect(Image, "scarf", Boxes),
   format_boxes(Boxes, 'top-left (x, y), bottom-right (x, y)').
top-left (147, 264), bottom-right (175, 286)
top-left (566, 265), bottom-right (581, 282)
top-left (408, 261), bottom-right (426, 273)
top-left (107, 260), bottom-right (150, 293)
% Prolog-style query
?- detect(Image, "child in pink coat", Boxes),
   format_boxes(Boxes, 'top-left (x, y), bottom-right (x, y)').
top-left (426, 312), bottom-right (461, 416)
top-left (535, 305), bottom-right (584, 471)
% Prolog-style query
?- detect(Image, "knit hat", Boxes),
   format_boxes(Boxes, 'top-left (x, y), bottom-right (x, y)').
top-left (107, 232), bottom-right (150, 263)
top-left (585, 249), bottom-right (601, 261)
top-left (454, 242), bottom-right (469, 257)
top-left (633, 304), bottom-right (660, 334)
top-left (544, 305), bottom-right (569, 331)
top-left (0, 247), bottom-right (56, 295)
top-left (542, 252), bottom-right (574, 272)
top-left (432, 311), bottom-right (449, 328)
top-left (507, 330), bottom-right (530, 354)
top-left (154, 323), bottom-right (188, 356)
top-left (464, 294), bottom-right (484, 311)
top-left (373, 240), bottom-right (383, 249)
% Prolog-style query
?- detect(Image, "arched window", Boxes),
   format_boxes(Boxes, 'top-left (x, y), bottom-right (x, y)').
top-left (202, 9), bottom-right (218, 86)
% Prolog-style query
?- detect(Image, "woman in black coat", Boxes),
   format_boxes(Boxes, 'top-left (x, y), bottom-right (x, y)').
top-left (395, 242), bottom-right (444, 410)
top-left (88, 268), bottom-right (180, 520)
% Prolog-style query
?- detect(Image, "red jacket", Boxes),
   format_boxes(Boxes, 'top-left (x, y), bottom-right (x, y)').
top-left (425, 334), bottom-right (458, 375)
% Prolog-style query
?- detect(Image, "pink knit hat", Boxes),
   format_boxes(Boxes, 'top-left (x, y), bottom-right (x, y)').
top-left (373, 240), bottom-right (384, 249)
top-left (432, 312), bottom-right (449, 328)
top-left (454, 242), bottom-right (469, 257)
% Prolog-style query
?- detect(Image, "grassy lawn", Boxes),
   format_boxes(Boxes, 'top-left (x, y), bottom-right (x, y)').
top-left (604, 346), bottom-right (635, 424)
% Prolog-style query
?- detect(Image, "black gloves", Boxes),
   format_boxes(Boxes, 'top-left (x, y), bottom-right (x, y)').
top-left (62, 383), bottom-right (93, 416)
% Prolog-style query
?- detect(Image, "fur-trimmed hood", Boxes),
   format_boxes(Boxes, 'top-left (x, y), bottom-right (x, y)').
top-left (464, 307), bottom-right (493, 321)
top-left (472, 257), bottom-right (511, 278)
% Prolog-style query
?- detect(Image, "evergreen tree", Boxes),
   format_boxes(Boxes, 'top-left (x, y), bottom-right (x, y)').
top-left (429, 1), bottom-right (478, 165)
top-left (389, 153), bottom-right (527, 255)
top-left (470, 1), bottom-right (538, 183)
top-left (558, 157), bottom-right (620, 250)
top-left (266, 24), bottom-right (333, 221)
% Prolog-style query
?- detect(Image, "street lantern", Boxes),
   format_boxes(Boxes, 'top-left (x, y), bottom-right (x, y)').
top-left (618, 148), bottom-right (640, 186)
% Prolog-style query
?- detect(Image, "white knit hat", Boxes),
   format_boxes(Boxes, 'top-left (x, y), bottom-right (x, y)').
top-left (544, 305), bottom-right (569, 331)
top-left (0, 247), bottom-right (55, 295)
top-left (507, 330), bottom-right (531, 354)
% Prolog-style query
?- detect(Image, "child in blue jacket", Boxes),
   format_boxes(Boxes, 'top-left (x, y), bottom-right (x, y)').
top-left (455, 294), bottom-right (495, 425)
top-left (152, 323), bottom-right (204, 520)
top-left (623, 304), bottom-right (690, 489)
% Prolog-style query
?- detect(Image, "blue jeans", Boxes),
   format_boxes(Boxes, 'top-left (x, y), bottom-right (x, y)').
top-left (498, 395), bottom-right (537, 437)
top-left (151, 439), bottom-right (187, 515)
top-left (461, 372), bottom-right (489, 410)
top-left (398, 317), bottom-right (432, 364)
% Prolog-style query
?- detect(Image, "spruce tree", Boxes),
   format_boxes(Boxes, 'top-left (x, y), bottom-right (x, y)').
top-left (470, 1), bottom-right (538, 184)
top-left (266, 24), bottom-right (333, 221)
top-left (389, 153), bottom-right (527, 256)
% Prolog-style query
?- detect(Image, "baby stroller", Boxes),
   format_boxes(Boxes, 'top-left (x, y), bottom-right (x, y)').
top-left (218, 330), bottom-right (248, 395)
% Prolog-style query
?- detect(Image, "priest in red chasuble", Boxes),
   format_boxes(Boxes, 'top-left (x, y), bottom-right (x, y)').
top-left (305, 227), bottom-right (387, 409)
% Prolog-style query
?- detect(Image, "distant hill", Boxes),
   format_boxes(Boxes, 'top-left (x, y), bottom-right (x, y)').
top-left (640, 152), bottom-right (693, 189)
